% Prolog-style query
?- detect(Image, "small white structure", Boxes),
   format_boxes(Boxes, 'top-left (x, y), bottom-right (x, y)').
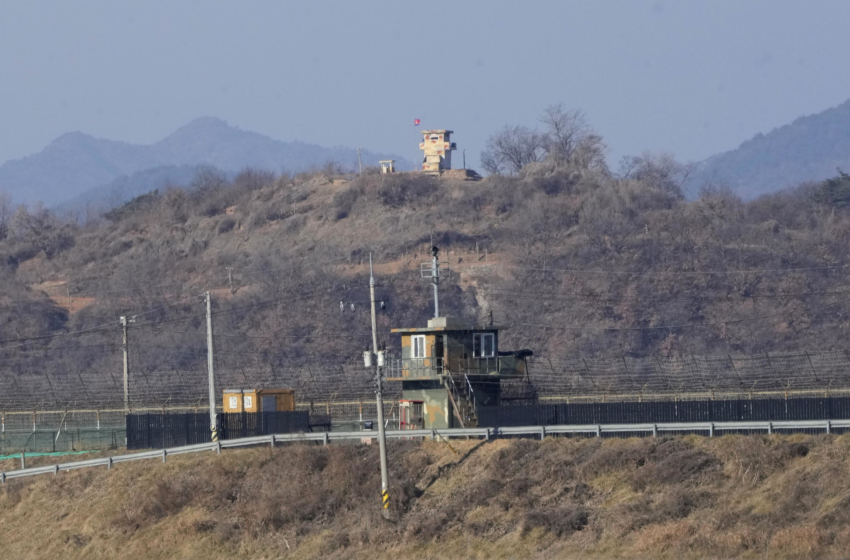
top-left (379, 160), bottom-right (395, 174)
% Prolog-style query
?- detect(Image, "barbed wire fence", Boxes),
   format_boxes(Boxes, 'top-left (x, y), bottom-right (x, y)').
top-left (7, 257), bottom-right (850, 453)
top-left (4, 350), bottom-right (850, 430)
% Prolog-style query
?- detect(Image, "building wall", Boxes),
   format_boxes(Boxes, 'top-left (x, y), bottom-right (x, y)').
top-left (223, 391), bottom-right (258, 413)
top-left (223, 390), bottom-right (294, 412)
top-left (419, 131), bottom-right (453, 172)
top-left (259, 390), bottom-right (295, 412)
top-left (400, 333), bottom-right (437, 360)
top-left (402, 380), bottom-right (449, 429)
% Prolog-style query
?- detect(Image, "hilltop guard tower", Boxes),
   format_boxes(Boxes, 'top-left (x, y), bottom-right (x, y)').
top-left (419, 130), bottom-right (456, 173)
top-left (387, 247), bottom-right (532, 429)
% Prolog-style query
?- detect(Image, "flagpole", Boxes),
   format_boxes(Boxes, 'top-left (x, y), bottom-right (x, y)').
top-left (414, 118), bottom-right (420, 172)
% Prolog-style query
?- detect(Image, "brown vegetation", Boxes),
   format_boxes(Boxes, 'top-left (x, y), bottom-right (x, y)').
top-left (2, 435), bottom-right (850, 559)
top-left (4, 126), bottom-right (850, 406)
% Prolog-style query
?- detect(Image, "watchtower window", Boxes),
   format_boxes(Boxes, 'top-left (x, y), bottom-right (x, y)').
top-left (473, 333), bottom-right (495, 357)
top-left (412, 335), bottom-right (426, 359)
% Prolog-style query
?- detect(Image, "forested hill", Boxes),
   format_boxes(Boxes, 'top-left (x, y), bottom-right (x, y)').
top-left (691, 97), bottom-right (850, 199)
top-left (3, 150), bottom-right (850, 390)
top-left (0, 117), bottom-right (411, 208)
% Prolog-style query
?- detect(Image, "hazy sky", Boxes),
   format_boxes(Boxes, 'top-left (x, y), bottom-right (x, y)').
top-left (2, 1), bottom-right (850, 171)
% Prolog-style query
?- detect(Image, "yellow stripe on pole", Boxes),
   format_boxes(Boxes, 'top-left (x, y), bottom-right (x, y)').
top-left (382, 490), bottom-right (389, 508)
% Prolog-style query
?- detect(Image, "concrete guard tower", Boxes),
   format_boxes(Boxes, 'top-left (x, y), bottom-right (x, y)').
top-left (419, 130), bottom-right (456, 174)
top-left (387, 318), bottom-right (533, 430)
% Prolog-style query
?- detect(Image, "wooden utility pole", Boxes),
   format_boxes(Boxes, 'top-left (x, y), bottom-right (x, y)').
top-left (369, 255), bottom-right (390, 517)
top-left (205, 292), bottom-right (219, 442)
top-left (120, 316), bottom-right (130, 415)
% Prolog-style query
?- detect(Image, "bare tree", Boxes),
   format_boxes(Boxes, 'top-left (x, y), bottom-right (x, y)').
top-left (481, 105), bottom-right (605, 175)
top-left (539, 104), bottom-right (591, 161)
top-left (0, 191), bottom-right (11, 240)
top-left (617, 152), bottom-right (694, 198)
top-left (189, 165), bottom-right (228, 195)
top-left (480, 125), bottom-right (546, 175)
top-left (10, 203), bottom-right (74, 258)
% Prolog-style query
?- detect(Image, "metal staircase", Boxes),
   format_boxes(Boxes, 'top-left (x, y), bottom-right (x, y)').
top-left (446, 374), bottom-right (478, 428)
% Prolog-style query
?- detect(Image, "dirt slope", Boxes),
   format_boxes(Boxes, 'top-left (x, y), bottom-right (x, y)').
top-left (3, 435), bottom-right (850, 559)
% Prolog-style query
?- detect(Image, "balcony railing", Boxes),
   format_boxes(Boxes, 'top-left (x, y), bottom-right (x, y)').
top-left (385, 357), bottom-right (444, 379)
top-left (385, 355), bottom-right (526, 380)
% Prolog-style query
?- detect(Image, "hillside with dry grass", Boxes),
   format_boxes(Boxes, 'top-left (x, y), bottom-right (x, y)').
top-left (2, 435), bottom-right (850, 559)
top-left (4, 152), bottom-right (850, 408)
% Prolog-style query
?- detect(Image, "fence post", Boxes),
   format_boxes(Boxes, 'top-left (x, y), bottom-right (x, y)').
top-left (216, 440), bottom-right (221, 454)
top-left (826, 420), bottom-right (831, 435)
top-left (54, 464), bottom-right (59, 476)
top-left (270, 434), bottom-right (275, 448)
top-left (709, 423), bottom-right (715, 438)
top-left (162, 449), bottom-right (167, 463)
top-left (323, 432), bottom-right (329, 446)
top-left (431, 429), bottom-right (436, 441)
top-left (652, 424), bottom-right (658, 437)
top-left (767, 422), bottom-right (772, 435)
top-left (20, 452), bottom-right (25, 469)
top-left (1, 472), bottom-right (5, 484)
top-left (484, 428), bottom-right (490, 441)
top-left (108, 457), bottom-right (113, 470)
top-left (540, 426), bottom-right (545, 440)
top-left (596, 425), bottom-right (601, 438)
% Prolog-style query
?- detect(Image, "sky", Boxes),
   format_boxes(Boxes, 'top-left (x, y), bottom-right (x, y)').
top-left (2, 1), bottom-right (850, 171)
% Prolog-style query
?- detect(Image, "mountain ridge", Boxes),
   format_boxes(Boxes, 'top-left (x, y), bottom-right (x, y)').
top-left (0, 117), bottom-right (412, 207)
top-left (691, 98), bottom-right (850, 198)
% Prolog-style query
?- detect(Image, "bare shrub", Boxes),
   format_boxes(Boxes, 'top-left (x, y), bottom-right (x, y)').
top-left (233, 168), bottom-right (275, 193)
top-left (631, 447), bottom-right (719, 490)
top-left (524, 506), bottom-right (589, 537)
top-left (618, 152), bottom-right (694, 198)
top-left (332, 185), bottom-right (360, 220)
top-left (378, 174), bottom-right (438, 208)
top-left (217, 217), bottom-right (236, 234)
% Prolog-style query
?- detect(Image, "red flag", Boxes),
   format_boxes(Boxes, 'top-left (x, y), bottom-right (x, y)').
top-left (414, 119), bottom-right (420, 126)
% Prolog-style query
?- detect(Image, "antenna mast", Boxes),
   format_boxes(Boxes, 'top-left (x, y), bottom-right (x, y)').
top-left (421, 245), bottom-right (448, 318)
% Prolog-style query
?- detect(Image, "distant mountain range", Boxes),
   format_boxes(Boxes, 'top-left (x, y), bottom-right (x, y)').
top-left (0, 117), bottom-right (412, 209)
top-left (691, 98), bottom-right (850, 199)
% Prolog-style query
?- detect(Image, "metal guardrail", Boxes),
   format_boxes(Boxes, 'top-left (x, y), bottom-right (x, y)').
top-left (3, 419), bottom-right (848, 483)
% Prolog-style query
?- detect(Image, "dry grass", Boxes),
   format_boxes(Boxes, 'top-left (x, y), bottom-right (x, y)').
top-left (4, 435), bottom-right (850, 559)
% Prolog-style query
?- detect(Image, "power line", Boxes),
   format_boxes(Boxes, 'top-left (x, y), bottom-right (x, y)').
top-left (502, 296), bottom-right (850, 332)
top-left (0, 321), bottom-right (116, 349)
top-left (483, 287), bottom-right (850, 303)
top-left (454, 261), bottom-right (850, 277)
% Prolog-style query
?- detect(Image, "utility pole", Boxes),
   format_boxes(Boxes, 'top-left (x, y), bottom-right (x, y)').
top-left (431, 245), bottom-right (440, 318)
top-left (204, 292), bottom-right (219, 442)
top-left (226, 267), bottom-right (235, 295)
top-left (120, 316), bottom-right (130, 415)
top-left (369, 254), bottom-right (390, 517)
top-left (463, 149), bottom-right (466, 170)
top-left (357, 147), bottom-right (363, 176)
